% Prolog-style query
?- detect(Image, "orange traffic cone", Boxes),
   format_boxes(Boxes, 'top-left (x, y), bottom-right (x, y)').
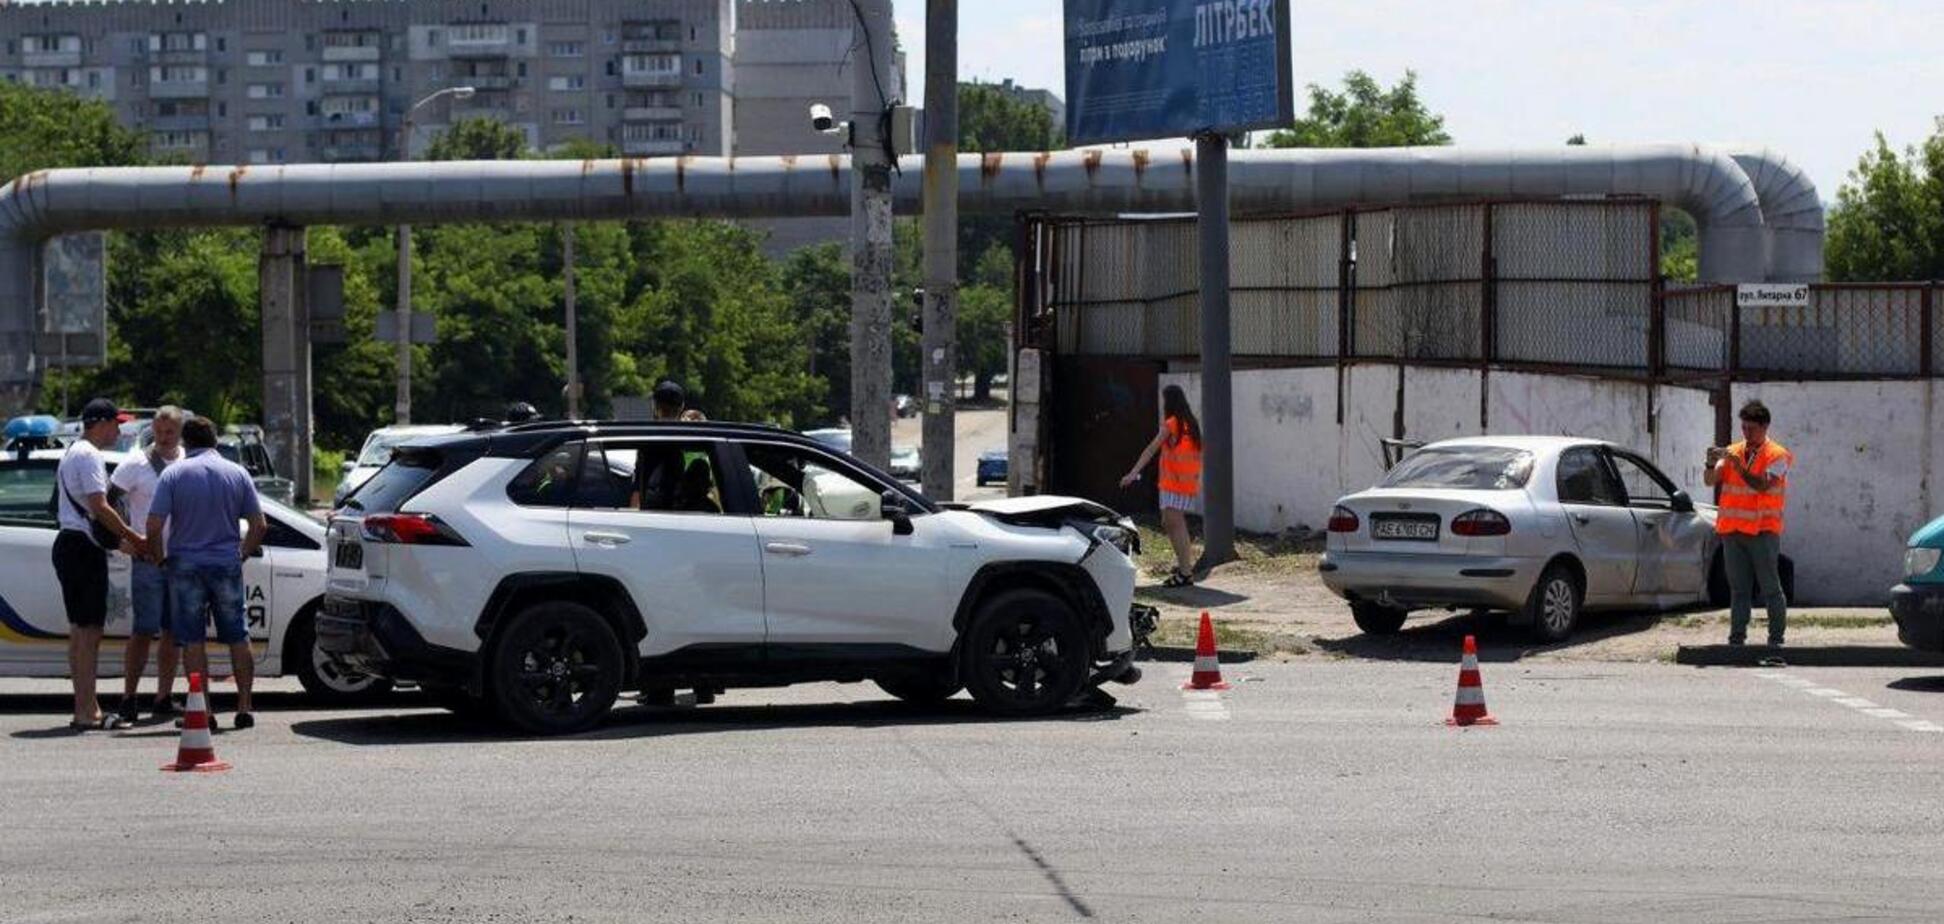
top-left (1181, 611), bottom-right (1230, 691)
top-left (161, 672), bottom-right (231, 773)
top-left (1446, 634), bottom-right (1497, 727)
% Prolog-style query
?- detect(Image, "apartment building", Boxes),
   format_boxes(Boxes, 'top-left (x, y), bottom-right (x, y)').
top-left (0, 0), bottom-right (754, 164)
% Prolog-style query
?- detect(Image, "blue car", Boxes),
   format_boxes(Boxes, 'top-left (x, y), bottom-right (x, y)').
top-left (976, 448), bottom-right (1008, 487)
top-left (1892, 516), bottom-right (1944, 651)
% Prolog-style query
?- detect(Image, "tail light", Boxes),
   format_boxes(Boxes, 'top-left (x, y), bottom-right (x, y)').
top-left (1327, 505), bottom-right (1360, 533)
top-left (1451, 509), bottom-right (1512, 537)
top-left (361, 513), bottom-right (469, 546)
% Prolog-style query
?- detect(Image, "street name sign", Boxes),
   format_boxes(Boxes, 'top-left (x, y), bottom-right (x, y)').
top-left (1736, 284), bottom-right (1810, 308)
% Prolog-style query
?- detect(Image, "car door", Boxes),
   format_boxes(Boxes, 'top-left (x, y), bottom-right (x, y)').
top-left (736, 440), bottom-right (953, 654)
top-left (0, 458), bottom-right (70, 674)
top-left (1609, 451), bottom-right (1710, 601)
top-left (1553, 446), bottom-right (1638, 605)
top-left (564, 438), bottom-right (768, 659)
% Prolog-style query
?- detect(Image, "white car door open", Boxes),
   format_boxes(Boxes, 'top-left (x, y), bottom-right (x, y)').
top-left (1554, 447), bottom-right (1639, 605)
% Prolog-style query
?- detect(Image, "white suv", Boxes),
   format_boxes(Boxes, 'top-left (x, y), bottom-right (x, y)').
top-left (318, 421), bottom-right (1153, 734)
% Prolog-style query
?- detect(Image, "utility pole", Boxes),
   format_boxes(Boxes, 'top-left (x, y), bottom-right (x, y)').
top-left (920, 0), bottom-right (958, 500)
top-left (393, 85), bottom-right (475, 426)
top-left (563, 222), bottom-right (580, 419)
top-left (1195, 133), bottom-right (1235, 568)
top-left (848, 0), bottom-right (896, 470)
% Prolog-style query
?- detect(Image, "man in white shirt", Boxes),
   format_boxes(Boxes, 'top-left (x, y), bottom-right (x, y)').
top-left (109, 406), bottom-right (184, 723)
top-left (53, 398), bottom-right (145, 730)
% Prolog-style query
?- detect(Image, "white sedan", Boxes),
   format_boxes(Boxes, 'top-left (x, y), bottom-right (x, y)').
top-left (0, 449), bottom-right (387, 701)
top-left (1319, 436), bottom-right (1792, 641)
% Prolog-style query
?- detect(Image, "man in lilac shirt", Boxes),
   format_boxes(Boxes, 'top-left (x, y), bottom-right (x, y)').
top-left (147, 417), bottom-right (268, 729)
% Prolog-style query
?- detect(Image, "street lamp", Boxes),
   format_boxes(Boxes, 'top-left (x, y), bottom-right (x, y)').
top-left (393, 85), bottom-right (475, 425)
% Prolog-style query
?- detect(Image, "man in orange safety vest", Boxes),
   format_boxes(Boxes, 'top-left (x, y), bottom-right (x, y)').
top-left (1704, 400), bottom-right (1793, 648)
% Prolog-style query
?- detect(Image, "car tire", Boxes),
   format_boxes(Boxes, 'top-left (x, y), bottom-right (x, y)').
top-left (288, 609), bottom-right (393, 704)
top-left (488, 602), bottom-right (624, 735)
top-left (1525, 563), bottom-right (1583, 643)
top-left (959, 589), bottom-right (1090, 717)
top-left (875, 671), bottom-right (962, 706)
top-left (1351, 602), bottom-right (1408, 635)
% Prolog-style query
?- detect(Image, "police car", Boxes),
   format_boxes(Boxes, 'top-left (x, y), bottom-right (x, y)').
top-left (0, 446), bottom-right (387, 701)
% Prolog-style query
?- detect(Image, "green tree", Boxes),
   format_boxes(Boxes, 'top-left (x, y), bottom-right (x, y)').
top-left (1825, 122), bottom-right (1944, 281)
top-left (780, 243), bottom-right (853, 423)
top-left (424, 117), bottom-right (529, 161)
top-left (1262, 71), bottom-right (1452, 149)
top-left (0, 82), bottom-right (148, 184)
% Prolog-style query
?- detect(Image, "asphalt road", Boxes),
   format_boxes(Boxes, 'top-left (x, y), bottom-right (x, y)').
top-left (892, 401), bottom-right (1008, 503)
top-left (6, 661), bottom-right (1944, 922)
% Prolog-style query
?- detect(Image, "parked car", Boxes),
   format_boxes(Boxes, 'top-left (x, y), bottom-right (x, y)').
top-left (335, 424), bottom-right (466, 509)
top-left (889, 444), bottom-right (921, 481)
top-left (1892, 517), bottom-right (1944, 651)
top-left (893, 394), bottom-right (919, 418)
top-left (317, 420), bottom-right (1154, 734)
top-left (977, 448), bottom-right (1009, 487)
top-left (219, 425), bottom-right (296, 507)
top-left (1320, 436), bottom-right (1792, 641)
top-left (0, 449), bottom-right (388, 701)
top-left (803, 427), bottom-right (852, 453)
top-left (3, 415), bottom-right (65, 455)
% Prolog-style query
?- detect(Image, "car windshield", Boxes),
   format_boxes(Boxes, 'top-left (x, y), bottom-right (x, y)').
top-left (1381, 446), bottom-right (1534, 490)
top-left (358, 432), bottom-right (411, 466)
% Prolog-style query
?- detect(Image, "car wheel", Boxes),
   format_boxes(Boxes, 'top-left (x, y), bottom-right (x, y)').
top-left (1351, 602), bottom-right (1407, 635)
top-left (488, 602), bottom-right (624, 735)
top-left (1525, 564), bottom-right (1583, 642)
top-left (289, 610), bottom-right (393, 704)
top-left (960, 589), bottom-right (1090, 716)
top-left (875, 670), bottom-right (962, 706)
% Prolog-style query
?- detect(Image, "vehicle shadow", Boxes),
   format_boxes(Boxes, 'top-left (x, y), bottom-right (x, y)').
top-left (1886, 676), bottom-right (1944, 693)
top-left (1134, 584), bottom-right (1249, 608)
top-left (291, 697), bottom-right (1140, 747)
top-left (1310, 608), bottom-right (1672, 663)
top-left (2, 690), bottom-right (435, 740)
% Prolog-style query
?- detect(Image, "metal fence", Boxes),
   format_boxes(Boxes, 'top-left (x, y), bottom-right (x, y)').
top-left (1023, 201), bottom-right (1939, 382)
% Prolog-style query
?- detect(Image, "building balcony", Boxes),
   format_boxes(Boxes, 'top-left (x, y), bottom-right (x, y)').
top-left (150, 114), bottom-right (211, 132)
top-left (319, 142), bottom-right (384, 162)
top-left (623, 106), bottom-right (683, 122)
top-left (23, 51), bottom-right (82, 68)
top-left (622, 71), bottom-right (681, 89)
top-left (622, 38), bottom-right (680, 54)
top-left (448, 38), bottom-right (512, 59)
top-left (148, 81), bottom-right (210, 99)
top-left (462, 74), bottom-right (518, 90)
top-left (319, 111), bottom-right (382, 130)
top-left (321, 45), bottom-right (382, 63)
top-left (153, 49), bottom-right (208, 67)
top-left (450, 104), bottom-right (515, 122)
top-left (621, 138), bottom-right (686, 156)
top-left (321, 78), bottom-right (383, 95)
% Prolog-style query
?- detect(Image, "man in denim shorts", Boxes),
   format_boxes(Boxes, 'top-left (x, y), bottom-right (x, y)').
top-left (110, 406), bottom-right (185, 723)
top-left (146, 417), bottom-right (267, 729)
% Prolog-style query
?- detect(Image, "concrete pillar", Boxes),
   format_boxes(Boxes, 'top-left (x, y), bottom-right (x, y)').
top-left (259, 226), bottom-right (311, 503)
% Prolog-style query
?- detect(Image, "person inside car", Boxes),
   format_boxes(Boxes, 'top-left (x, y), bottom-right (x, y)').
top-left (674, 458), bottom-right (720, 514)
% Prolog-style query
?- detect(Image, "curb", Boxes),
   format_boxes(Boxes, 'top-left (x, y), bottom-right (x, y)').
top-left (1137, 646), bottom-right (1258, 664)
top-left (1676, 644), bottom-right (1944, 668)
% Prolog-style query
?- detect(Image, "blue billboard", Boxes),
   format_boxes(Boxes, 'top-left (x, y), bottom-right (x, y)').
top-left (1064, 0), bottom-right (1293, 145)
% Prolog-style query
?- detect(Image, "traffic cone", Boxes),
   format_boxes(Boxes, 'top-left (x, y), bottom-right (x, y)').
top-left (1446, 635), bottom-right (1497, 727)
top-left (161, 672), bottom-right (231, 773)
top-left (1181, 611), bottom-right (1230, 691)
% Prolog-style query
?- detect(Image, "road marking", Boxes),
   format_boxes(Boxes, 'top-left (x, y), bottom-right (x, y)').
top-left (1173, 668), bottom-right (1231, 721)
top-left (1751, 671), bottom-right (1938, 735)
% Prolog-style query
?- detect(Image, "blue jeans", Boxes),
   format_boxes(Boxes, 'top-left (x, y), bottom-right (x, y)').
top-left (130, 560), bottom-right (173, 639)
top-left (1723, 532), bottom-right (1786, 645)
top-left (167, 559), bottom-right (248, 646)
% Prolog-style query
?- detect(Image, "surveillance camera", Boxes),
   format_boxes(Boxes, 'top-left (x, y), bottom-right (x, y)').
top-left (809, 103), bottom-right (835, 133)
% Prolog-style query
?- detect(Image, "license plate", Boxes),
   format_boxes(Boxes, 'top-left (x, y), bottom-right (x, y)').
top-left (333, 541), bottom-right (364, 570)
top-left (1371, 516), bottom-right (1439, 541)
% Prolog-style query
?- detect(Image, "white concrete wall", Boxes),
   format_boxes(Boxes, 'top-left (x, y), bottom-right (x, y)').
top-left (1153, 363), bottom-right (1926, 604)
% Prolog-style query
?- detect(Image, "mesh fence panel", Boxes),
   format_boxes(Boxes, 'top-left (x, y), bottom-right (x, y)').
top-left (1739, 287), bottom-right (1922, 376)
top-left (1497, 282), bottom-right (1650, 367)
top-left (1492, 202), bottom-right (1654, 367)
top-left (1494, 202), bottom-right (1655, 279)
top-left (1231, 215), bottom-right (1340, 357)
top-left (1388, 205), bottom-right (1484, 360)
top-left (1663, 286), bottom-right (1731, 372)
top-left (1351, 210), bottom-right (1400, 357)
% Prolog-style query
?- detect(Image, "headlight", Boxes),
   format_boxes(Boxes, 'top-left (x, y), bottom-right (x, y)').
top-left (1906, 547), bottom-right (1942, 579)
top-left (1092, 524), bottom-right (1135, 555)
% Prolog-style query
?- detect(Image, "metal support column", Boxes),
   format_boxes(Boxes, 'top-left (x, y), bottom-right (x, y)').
top-left (259, 226), bottom-right (312, 502)
top-left (919, 0), bottom-right (959, 500)
top-left (1194, 134), bottom-right (1235, 569)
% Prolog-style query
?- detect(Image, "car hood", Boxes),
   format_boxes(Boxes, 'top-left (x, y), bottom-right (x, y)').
top-left (963, 495), bottom-right (1120, 525)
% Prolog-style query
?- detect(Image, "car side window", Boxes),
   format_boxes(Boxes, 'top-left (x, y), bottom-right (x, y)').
top-left (262, 516), bottom-right (321, 550)
top-left (507, 443), bottom-right (583, 508)
top-left (1556, 447), bottom-right (1624, 506)
top-left (578, 441), bottom-right (725, 515)
top-left (0, 460), bottom-right (59, 527)
top-left (1609, 453), bottom-right (1676, 510)
top-left (744, 443), bottom-right (882, 521)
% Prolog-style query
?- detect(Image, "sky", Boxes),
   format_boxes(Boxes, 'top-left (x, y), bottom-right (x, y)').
top-left (891, 0), bottom-right (1944, 200)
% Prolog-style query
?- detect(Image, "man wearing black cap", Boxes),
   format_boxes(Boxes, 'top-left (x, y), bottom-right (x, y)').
top-left (54, 398), bottom-right (145, 730)
top-left (651, 380), bottom-right (686, 421)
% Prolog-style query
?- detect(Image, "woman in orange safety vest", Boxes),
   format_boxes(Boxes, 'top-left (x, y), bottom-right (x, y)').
top-left (1121, 385), bottom-right (1203, 587)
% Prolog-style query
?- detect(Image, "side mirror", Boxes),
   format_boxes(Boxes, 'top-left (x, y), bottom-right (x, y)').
top-left (880, 490), bottom-right (914, 536)
top-left (1670, 490), bottom-right (1694, 513)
